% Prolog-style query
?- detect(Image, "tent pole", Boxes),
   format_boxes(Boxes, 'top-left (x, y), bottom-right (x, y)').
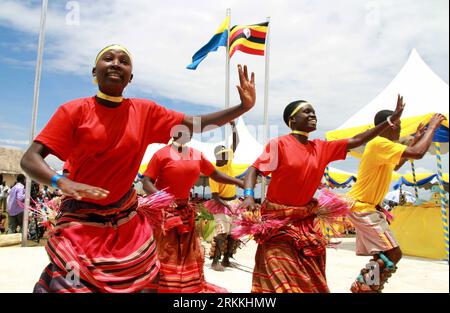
top-left (23, 0), bottom-right (48, 247)
top-left (410, 160), bottom-right (419, 202)
top-left (224, 8), bottom-right (231, 147)
top-left (260, 16), bottom-right (271, 203)
top-left (435, 142), bottom-right (449, 264)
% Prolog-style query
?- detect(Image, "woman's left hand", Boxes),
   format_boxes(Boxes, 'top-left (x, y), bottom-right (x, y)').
top-left (236, 64), bottom-right (256, 111)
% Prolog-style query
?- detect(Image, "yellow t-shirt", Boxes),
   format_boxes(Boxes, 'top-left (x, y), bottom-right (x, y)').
top-left (349, 136), bottom-right (407, 212)
top-left (209, 152), bottom-right (236, 198)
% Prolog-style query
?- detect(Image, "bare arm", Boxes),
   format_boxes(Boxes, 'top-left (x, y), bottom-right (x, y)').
top-left (394, 122), bottom-right (426, 171)
top-left (240, 166), bottom-right (259, 211)
top-left (347, 95), bottom-right (405, 150)
top-left (212, 192), bottom-right (232, 210)
top-left (230, 120), bottom-right (240, 153)
top-left (141, 176), bottom-right (159, 195)
top-left (209, 170), bottom-right (244, 188)
top-left (20, 142), bottom-right (109, 200)
top-left (401, 114), bottom-right (446, 160)
top-left (182, 65), bottom-right (255, 133)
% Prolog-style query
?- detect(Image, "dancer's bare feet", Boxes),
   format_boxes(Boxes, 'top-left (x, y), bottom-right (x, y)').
top-left (212, 260), bottom-right (225, 272)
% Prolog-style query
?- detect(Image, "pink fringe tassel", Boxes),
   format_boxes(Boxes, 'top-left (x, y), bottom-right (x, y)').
top-left (317, 189), bottom-right (352, 240)
top-left (231, 213), bottom-right (289, 241)
top-left (137, 189), bottom-right (175, 229)
top-left (29, 197), bottom-right (61, 233)
top-left (232, 190), bottom-right (351, 244)
top-left (203, 199), bottom-right (243, 216)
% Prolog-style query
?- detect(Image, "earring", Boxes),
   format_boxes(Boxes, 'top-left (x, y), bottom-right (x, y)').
top-left (92, 77), bottom-right (98, 85)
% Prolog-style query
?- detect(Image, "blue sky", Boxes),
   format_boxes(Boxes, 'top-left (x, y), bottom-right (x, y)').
top-left (0, 0), bottom-right (448, 175)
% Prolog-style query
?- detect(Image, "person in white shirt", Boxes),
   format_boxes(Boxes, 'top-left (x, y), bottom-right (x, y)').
top-left (0, 180), bottom-right (10, 213)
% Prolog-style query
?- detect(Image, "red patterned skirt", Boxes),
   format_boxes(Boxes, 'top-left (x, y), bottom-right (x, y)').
top-left (33, 189), bottom-right (160, 293)
top-left (156, 200), bottom-right (227, 293)
top-left (251, 200), bottom-right (329, 293)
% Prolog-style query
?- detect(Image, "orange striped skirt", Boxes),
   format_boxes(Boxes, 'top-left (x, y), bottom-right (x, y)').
top-left (156, 201), bottom-right (227, 293)
top-left (251, 200), bottom-right (329, 293)
top-left (33, 189), bottom-right (160, 293)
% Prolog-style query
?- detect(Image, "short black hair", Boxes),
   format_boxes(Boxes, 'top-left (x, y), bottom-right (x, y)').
top-left (283, 100), bottom-right (309, 126)
top-left (374, 110), bottom-right (394, 126)
top-left (17, 174), bottom-right (25, 184)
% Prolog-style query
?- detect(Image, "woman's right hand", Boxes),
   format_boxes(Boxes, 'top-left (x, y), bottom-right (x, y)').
top-left (57, 178), bottom-right (109, 200)
top-left (236, 64), bottom-right (256, 112)
top-left (240, 196), bottom-right (256, 211)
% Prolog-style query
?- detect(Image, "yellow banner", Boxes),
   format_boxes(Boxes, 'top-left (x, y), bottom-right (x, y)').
top-left (390, 204), bottom-right (449, 260)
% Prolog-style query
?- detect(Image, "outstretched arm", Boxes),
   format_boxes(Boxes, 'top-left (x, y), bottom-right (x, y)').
top-left (394, 122), bottom-right (426, 171)
top-left (230, 120), bottom-right (240, 153)
top-left (141, 176), bottom-right (159, 195)
top-left (182, 65), bottom-right (255, 133)
top-left (400, 114), bottom-right (446, 160)
top-left (240, 166), bottom-right (259, 211)
top-left (212, 192), bottom-right (232, 210)
top-left (21, 142), bottom-right (109, 200)
top-left (209, 170), bottom-right (244, 188)
top-left (347, 95), bottom-right (405, 150)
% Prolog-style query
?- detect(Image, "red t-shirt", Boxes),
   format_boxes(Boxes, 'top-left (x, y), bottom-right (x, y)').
top-left (144, 145), bottom-right (215, 199)
top-left (35, 97), bottom-right (184, 205)
top-left (253, 135), bottom-right (349, 206)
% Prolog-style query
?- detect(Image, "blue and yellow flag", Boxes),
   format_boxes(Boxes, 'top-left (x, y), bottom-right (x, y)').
top-left (187, 16), bottom-right (229, 70)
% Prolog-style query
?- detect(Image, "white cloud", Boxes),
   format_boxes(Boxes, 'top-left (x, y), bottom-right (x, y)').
top-left (0, 0), bottom-right (448, 133)
top-left (0, 139), bottom-right (29, 145)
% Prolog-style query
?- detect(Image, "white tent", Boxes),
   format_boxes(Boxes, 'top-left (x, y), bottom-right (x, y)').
top-left (326, 49), bottom-right (449, 155)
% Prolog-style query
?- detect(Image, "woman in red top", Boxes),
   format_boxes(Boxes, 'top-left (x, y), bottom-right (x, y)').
top-left (20, 44), bottom-right (256, 293)
top-left (141, 130), bottom-right (243, 293)
top-left (240, 97), bottom-right (405, 293)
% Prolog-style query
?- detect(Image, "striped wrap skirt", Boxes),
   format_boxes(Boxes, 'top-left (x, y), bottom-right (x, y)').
top-left (33, 189), bottom-right (160, 293)
top-left (252, 200), bottom-right (330, 293)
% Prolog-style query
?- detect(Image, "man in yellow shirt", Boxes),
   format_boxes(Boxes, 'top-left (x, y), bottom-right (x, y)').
top-left (209, 121), bottom-right (242, 271)
top-left (348, 105), bottom-right (446, 293)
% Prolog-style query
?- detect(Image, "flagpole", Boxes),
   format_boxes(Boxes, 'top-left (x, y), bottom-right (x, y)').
top-left (22, 0), bottom-right (48, 247)
top-left (225, 8), bottom-right (231, 146)
top-left (261, 17), bottom-right (271, 203)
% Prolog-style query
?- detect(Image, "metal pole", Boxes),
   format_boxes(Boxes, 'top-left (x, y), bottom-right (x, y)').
top-left (410, 160), bottom-right (419, 201)
top-left (22, 0), bottom-right (48, 247)
top-left (260, 17), bottom-right (271, 203)
top-left (435, 142), bottom-right (449, 264)
top-left (224, 8), bottom-right (231, 146)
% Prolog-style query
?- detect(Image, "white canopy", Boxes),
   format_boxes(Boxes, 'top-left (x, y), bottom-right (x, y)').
top-left (339, 49), bottom-right (448, 129)
top-left (327, 49), bottom-right (449, 155)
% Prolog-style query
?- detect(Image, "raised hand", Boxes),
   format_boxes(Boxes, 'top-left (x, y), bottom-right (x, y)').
top-left (410, 122), bottom-right (426, 146)
top-left (57, 178), bottom-right (109, 200)
top-left (236, 64), bottom-right (256, 111)
top-left (390, 94), bottom-right (406, 123)
top-left (428, 113), bottom-right (447, 130)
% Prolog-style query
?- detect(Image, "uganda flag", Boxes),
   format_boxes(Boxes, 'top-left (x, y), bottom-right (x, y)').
top-left (229, 22), bottom-right (268, 58)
